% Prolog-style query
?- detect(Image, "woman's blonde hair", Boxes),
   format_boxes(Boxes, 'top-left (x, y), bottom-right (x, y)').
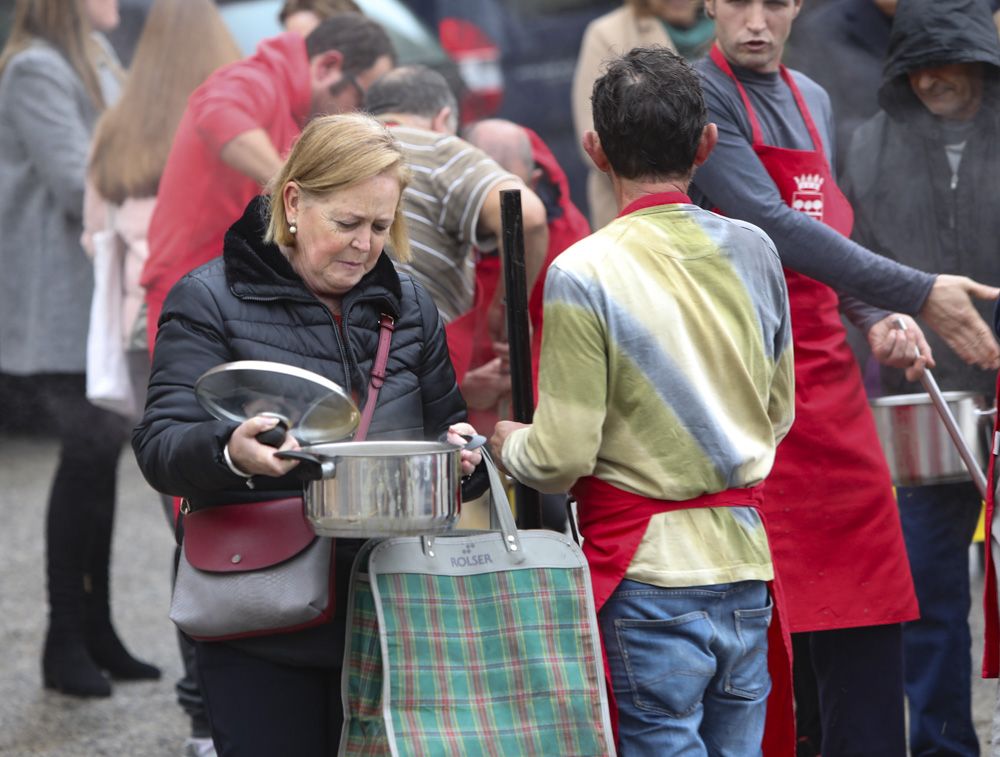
top-left (0, 0), bottom-right (109, 110)
top-left (266, 113), bottom-right (412, 263)
top-left (88, 0), bottom-right (242, 204)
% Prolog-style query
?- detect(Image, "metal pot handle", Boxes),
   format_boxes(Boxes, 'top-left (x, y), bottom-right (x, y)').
top-left (273, 449), bottom-right (336, 481)
top-left (482, 449), bottom-right (525, 560)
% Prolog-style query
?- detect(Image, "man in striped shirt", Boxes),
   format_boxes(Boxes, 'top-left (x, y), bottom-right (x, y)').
top-left (364, 66), bottom-right (548, 409)
top-left (489, 48), bottom-right (795, 754)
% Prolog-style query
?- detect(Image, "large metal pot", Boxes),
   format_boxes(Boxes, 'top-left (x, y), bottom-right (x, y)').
top-left (869, 391), bottom-right (991, 487)
top-left (278, 441), bottom-right (464, 538)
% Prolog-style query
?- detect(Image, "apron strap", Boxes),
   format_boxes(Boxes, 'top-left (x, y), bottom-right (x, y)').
top-left (709, 43), bottom-right (825, 155)
top-left (355, 314), bottom-right (395, 441)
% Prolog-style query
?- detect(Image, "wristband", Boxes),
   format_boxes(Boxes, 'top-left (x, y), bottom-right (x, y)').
top-left (223, 443), bottom-right (254, 480)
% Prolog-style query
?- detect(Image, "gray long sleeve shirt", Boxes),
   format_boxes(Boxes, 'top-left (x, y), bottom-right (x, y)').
top-left (690, 57), bottom-right (935, 323)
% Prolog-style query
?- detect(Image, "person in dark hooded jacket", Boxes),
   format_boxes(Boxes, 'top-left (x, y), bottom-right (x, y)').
top-left (842, 1), bottom-right (1000, 753)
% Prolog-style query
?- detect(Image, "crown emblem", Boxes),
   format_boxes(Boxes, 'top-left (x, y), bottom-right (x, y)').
top-left (794, 174), bottom-right (824, 192)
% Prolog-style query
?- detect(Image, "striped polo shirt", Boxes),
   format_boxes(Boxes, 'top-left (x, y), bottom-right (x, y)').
top-left (503, 196), bottom-right (795, 587)
top-left (382, 123), bottom-right (515, 322)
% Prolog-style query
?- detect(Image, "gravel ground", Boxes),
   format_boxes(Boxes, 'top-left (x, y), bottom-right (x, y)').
top-left (0, 429), bottom-right (996, 755)
top-left (0, 432), bottom-right (188, 757)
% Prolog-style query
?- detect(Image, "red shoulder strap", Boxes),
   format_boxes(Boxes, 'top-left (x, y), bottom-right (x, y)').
top-left (354, 314), bottom-right (395, 441)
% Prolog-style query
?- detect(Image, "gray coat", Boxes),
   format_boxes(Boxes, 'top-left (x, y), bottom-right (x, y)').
top-left (0, 39), bottom-right (119, 375)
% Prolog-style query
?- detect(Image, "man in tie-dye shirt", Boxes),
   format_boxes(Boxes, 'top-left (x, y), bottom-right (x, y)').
top-left (489, 48), bottom-right (794, 754)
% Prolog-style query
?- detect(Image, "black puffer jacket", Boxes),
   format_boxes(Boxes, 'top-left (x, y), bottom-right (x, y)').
top-left (132, 196), bottom-right (470, 667)
top-left (133, 196), bottom-right (467, 508)
top-left (842, 0), bottom-right (1000, 395)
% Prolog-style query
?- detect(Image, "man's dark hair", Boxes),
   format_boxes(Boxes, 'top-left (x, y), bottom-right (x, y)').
top-left (363, 64), bottom-right (458, 120)
top-left (592, 46), bottom-right (707, 180)
top-left (305, 12), bottom-right (396, 73)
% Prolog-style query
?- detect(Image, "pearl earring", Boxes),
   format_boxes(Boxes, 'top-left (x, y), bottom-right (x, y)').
top-left (289, 221), bottom-right (297, 234)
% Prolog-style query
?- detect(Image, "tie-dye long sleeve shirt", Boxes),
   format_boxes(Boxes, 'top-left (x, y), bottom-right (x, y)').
top-left (502, 198), bottom-right (794, 586)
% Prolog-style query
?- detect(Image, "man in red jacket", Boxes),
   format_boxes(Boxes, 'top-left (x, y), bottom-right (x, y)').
top-left (142, 13), bottom-right (395, 348)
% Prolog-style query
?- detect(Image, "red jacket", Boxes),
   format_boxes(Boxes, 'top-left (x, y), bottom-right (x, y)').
top-left (450, 129), bottom-right (591, 428)
top-left (142, 33), bottom-right (312, 348)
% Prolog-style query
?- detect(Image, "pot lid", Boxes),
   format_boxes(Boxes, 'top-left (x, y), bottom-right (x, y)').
top-left (194, 360), bottom-right (359, 444)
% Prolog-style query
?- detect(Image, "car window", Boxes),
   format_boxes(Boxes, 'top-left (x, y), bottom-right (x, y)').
top-left (218, 0), bottom-right (447, 67)
top-left (217, 0), bottom-right (284, 55)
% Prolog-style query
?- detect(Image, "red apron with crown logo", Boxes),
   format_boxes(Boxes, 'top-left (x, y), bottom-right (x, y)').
top-left (709, 45), bottom-right (918, 632)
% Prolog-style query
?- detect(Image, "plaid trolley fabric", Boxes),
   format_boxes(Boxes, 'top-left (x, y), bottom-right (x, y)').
top-left (340, 458), bottom-right (615, 756)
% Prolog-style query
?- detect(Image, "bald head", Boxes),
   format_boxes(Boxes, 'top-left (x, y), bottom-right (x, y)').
top-left (464, 119), bottom-right (538, 186)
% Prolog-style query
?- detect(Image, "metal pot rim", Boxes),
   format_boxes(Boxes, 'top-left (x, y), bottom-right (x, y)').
top-left (302, 440), bottom-right (461, 458)
top-left (869, 391), bottom-right (988, 408)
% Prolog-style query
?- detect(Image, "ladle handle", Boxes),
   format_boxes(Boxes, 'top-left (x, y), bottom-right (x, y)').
top-left (894, 318), bottom-right (988, 499)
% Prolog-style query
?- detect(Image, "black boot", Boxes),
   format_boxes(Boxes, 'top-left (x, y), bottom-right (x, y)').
top-left (84, 494), bottom-right (161, 682)
top-left (42, 625), bottom-right (111, 697)
top-left (40, 379), bottom-right (133, 697)
top-left (84, 601), bottom-right (162, 681)
top-left (43, 459), bottom-right (111, 697)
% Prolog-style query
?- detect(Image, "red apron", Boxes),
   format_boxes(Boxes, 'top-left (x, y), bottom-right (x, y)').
top-left (572, 477), bottom-right (794, 756)
top-left (982, 372), bottom-right (1000, 677)
top-left (710, 46), bottom-right (918, 632)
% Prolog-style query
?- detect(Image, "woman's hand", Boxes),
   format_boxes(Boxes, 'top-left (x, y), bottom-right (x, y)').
top-left (447, 422), bottom-right (483, 476)
top-left (226, 415), bottom-right (301, 478)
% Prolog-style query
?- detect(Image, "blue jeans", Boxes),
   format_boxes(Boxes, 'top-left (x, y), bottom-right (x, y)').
top-left (599, 579), bottom-right (771, 756)
top-left (897, 482), bottom-right (981, 757)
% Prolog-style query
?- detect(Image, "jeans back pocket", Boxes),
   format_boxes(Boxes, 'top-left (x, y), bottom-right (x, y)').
top-left (614, 612), bottom-right (716, 718)
top-left (726, 599), bottom-right (773, 700)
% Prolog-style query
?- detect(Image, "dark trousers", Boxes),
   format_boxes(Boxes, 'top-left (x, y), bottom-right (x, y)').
top-left (793, 624), bottom-right (906, 757)
top-left (40, 374), bottom-right (129, 637)
top-left (195, 642), bottom-right (343, 757)
top-left (164, 494), bottom-right (211, 739)
top-left (898, 482), bottom-right (981, 757)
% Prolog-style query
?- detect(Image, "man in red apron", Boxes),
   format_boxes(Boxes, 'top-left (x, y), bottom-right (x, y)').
top-left (692, 1), bottom-right (1000, 753)
top-left (491, 47), bottom-right (796, 755)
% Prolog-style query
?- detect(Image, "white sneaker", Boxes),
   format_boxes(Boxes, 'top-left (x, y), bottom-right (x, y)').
top-left (181, 737), bottom-right (217, 757)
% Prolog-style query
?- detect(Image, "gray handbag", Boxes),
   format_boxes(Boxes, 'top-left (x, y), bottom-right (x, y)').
top-left (169, 497), bottom-right (334, 640)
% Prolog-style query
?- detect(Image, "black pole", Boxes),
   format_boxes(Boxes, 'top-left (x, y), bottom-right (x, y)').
top-left (500, 189), bottom-right (542, 529)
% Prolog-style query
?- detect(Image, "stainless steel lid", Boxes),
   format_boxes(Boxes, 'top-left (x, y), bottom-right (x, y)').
top-left (194, 360), bottom-right (360, 443)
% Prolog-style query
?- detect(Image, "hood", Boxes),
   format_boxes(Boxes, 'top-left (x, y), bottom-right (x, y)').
top-left (879, 0), bottom-right (1000, 121)
top-left (525, 127), bottom-right (570, 222)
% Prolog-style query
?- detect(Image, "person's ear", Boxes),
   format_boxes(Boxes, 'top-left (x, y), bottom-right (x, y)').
top-left (704, 0), bottom-right (715, 19)
top-left (431, 106), bottom-right (455, 134)
top-left (694, 123), bottom-right (718, 167)
top-left (310, 49), bottom-right (344, 90)
top-left (283, 182), bottom-right (300, 225)
top-left (583, 130), bottom-right (611, 173)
